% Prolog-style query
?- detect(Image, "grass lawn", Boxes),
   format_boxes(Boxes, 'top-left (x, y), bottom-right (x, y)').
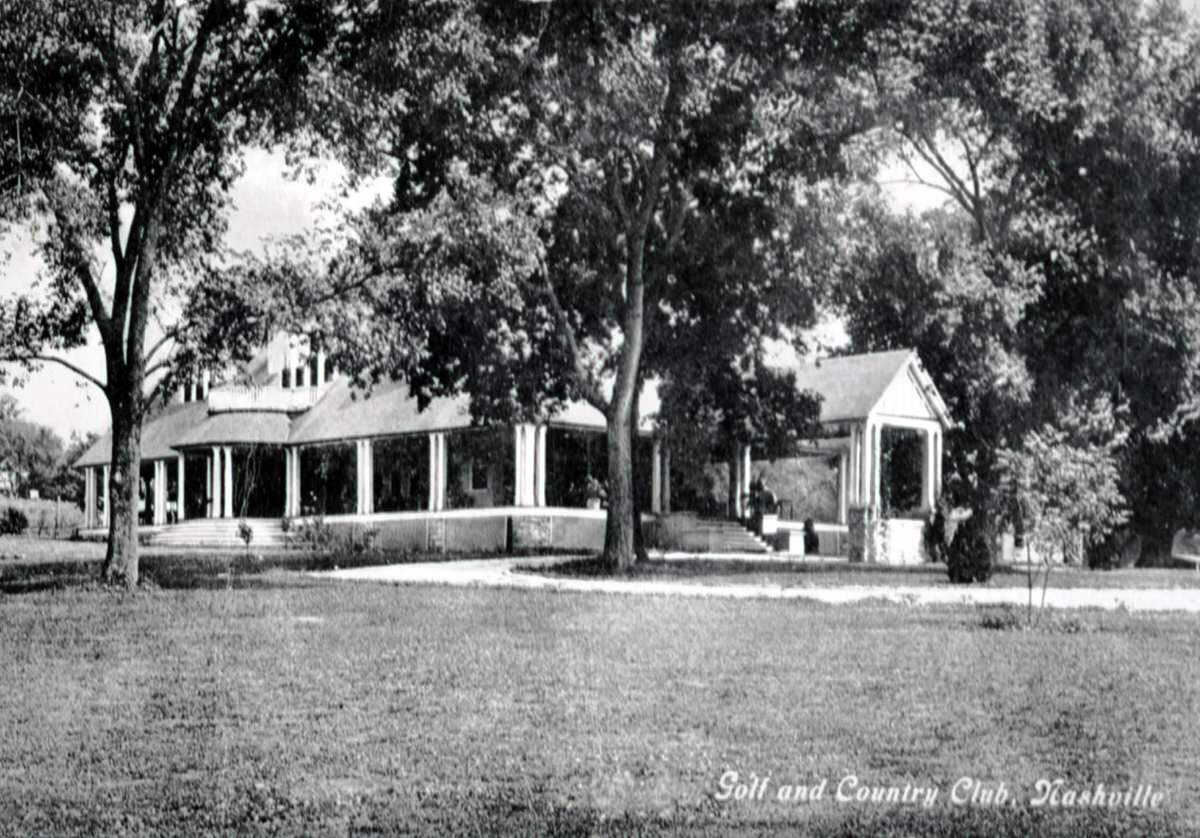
top-left (1, 576), bottom-right (1198, 835)
top-left (538, 556), bottom-right (1200, 591)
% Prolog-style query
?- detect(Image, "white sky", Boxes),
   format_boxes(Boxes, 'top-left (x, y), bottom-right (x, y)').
top-left (0, 148), bottom-right (385, 440)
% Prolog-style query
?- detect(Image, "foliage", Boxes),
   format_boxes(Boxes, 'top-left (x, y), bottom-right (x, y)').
top-left (997, 395), bottom-right (1130, 565)
top-left (264, 0), bottom-right (925, 568)
top-left (338, 525), bottom-right (378, 556)
top-left (923, 501), bottom-right (951, 565)
top-left (290, 516), bottom-right (336, 553)
top-left (237, 520), bottom-right (254, 549)
top-left (0, 394), bottom-right (93, 502)
top-left (803, 518), bottom-right (819, 555)
top-left (842, 0), bottom-right (1200, 551)
top-left (947, 513), bottom-right (994, 584)
top-left (0, 0), bottom-right (387, 586)
top-left (0, 506), bottom-right (29, 536)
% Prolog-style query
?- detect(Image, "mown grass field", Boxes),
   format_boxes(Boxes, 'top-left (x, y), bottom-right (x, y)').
top-left (1, 574), bottom-right (1198, 835)
top-left (0, 497), bottom-right (83, 539)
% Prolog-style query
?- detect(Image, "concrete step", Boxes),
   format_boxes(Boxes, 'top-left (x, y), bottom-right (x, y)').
top-left (669, 517), bottom-right (774, 554)
top-left (149, 518), bottom-right (290, 548)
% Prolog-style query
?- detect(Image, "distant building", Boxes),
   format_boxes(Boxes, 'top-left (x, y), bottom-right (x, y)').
top-left (76, 336), bottom-right (951, 561)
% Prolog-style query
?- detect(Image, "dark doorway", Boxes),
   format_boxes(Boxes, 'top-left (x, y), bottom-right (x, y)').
top-left (234, 445), bottom-right (287, 518)
top-left (183, 452), bottom-right (208, 519)
top-left (299, 443), bottom-right (356, 516)
top-left (373, 435), bottom-right (429, 512)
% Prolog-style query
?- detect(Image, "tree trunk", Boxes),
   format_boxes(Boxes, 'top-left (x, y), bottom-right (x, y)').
top-left (631, 379), bottom-right (647, 562)
top-left (103, 395), bottom-right (142, 589)
top-left (601, 234), bottom-right (647, 570)
top-left (603, 405), bottom-right (637, 570)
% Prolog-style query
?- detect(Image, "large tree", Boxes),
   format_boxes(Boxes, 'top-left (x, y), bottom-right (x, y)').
top-left (837, 0), bottom-right (1200, 551)
top-left (0, 1), bottom-right (388, 586)
top-left (272, 0), bottom-right (917, 569)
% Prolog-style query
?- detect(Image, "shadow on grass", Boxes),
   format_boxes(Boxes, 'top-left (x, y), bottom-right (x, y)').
top-left (0, 549), bottom-right (522, 594)
top-left (530, 555), bottom-right (963, 579)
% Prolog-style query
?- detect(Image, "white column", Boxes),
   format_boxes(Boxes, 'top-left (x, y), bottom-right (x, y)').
top-left (651, 440), bottom-right (663, 515)
top-left (101, 465), bottom-right (110, 527)
top-left (935, 430), bottom-right (943, 500)
top-left (289, 448), bottom-right (303, 516)
top-left (921, 430), bottom-right (934, 511)
top-left (740, 443), bottom-right (752, 517)
top-left (84, 467), bottom-right (95, 528)
top-left (355, 439), bottom-right (374, 515)
top-left (535, 425), bottom-right (547, 507)
top-left (152, 460), bottom-right (165, 525)
top-left (838, 450), bottom-right (849, 524)
top-left (284, 448), bottom-right (293, 517)
top-left (366, 439), bottom-right (374, 513)
top-left (871, 423), bottom-right (883, 509)
top-left (222, 446), bottom-right (234, 519)
top-left (851, 425), bottom-right (862, 506)
top-left (428, 433), bottom-right (447, 511)
top-left (864, 422), bottom-right (873, 508)
top-left (662, 445), bottom-right (671, 514)
top-left (316, 350), bottom-right (326, 388)
top-left (207, 450), bottom-right (215, 518)
top-left (200, 369), bottom-right (211, 399)
top-left (732, 443), bottom-right (752, 518)
top-left (513, 424), bottom-right (538, 506)
top-left (176, 454), bottom-right (186, 522)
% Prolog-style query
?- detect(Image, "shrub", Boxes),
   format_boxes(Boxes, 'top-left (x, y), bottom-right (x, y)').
top-left (338, 525), bottom-right (378, 555)
top-left (0, 506), bottom-right (29, 535)
top-left (922, 501), bottom-right (950, 563)
top-left (802, 518), bottom-right (819, 554)
top-left (947, 513), bottom-right (993, 584)
top-left (293, 516), bottom-right (336, 553)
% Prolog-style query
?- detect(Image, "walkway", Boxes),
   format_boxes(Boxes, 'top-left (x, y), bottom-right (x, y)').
top-left (314, 557), bottom-right (1200, 613)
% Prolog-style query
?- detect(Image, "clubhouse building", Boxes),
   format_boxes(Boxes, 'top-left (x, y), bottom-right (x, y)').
top-left (76, 335), bottom-right (952, 562)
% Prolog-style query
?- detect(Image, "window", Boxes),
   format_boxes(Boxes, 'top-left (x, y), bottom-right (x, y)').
top-left (282, 368), bottom-right (291, 388)
top-left (295, 365), bottom-right (305, 388)
top-left (309, 354), bottom-right (319, 385)
top-left (471, 459), bottom-right (489, 491)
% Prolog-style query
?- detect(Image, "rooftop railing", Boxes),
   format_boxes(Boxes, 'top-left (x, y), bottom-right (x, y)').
top-left (207, 385), bottom-right (319, 414)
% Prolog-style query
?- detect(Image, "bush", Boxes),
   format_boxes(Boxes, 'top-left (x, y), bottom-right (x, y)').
top-left (802, 518), bottom-right (819, 554)
top-left (922, 502), bottom-right (950, 564)
top-left (338, 525), bottom-right (378, 555)
top-left (292, 516), bottom-right (336, 552)
top-left (0, 506), bottom-right (29, 535)
top-left (947, 513), bottom-right (993, 584)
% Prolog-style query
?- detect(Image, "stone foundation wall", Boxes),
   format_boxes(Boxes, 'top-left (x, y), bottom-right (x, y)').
top-left (513, 515), bottom-right (553, 550)
top-left (848, 506), bottom-right (927, 564)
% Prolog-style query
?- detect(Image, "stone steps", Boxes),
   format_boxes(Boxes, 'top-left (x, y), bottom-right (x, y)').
top-left (666, 517), bottom-right (773, 554)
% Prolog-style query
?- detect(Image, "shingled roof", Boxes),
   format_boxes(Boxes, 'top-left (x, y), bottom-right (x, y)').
top-left (288, 377), bottom-right (476, 443)
top-left (74, 400), bottom-right (211, 468)
top-left (74, 350), bottom-right (946, 469)
top-left (790, 348), bottom-right (951, 427)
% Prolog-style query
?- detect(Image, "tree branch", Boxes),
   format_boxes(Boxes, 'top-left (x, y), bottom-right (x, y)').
top-left (528, 261), bottom-right (607, 413)
top-left (5, 354), bottom-right (107, 393)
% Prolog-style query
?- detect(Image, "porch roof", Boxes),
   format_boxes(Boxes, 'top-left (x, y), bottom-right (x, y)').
top-left (174, 411), bottom-right (293, 448)
top-left (287, 377), bottom-right (476, 444)
top-left (74, 401), bottom-right (211, 468)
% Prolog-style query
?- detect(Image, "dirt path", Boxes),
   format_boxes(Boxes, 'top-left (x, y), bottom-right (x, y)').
top-left (315, 558), bottom-right (1200, 613)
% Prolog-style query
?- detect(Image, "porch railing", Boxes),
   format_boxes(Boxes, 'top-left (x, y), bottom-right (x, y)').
top-left (208, 385), bottom-right (319, 413)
